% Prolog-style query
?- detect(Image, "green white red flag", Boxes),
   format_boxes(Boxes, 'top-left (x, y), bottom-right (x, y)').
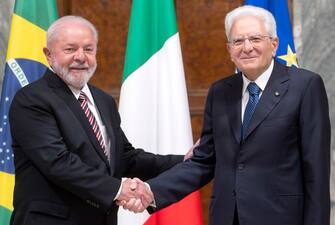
top-left (118, 0), bottom-right (203, 225)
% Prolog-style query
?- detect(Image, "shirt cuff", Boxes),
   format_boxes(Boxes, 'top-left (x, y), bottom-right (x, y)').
top-left (145, 182), bottom-right (156, 208)
top-left (114, 177), bottom-right (127, 200)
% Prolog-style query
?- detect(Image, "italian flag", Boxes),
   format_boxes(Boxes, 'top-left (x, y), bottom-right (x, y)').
top-left (118, 0), bottom-right (203, 225)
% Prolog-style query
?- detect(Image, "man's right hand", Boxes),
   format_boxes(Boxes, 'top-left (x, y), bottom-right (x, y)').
top-left (116, 178), bottom-right (154, 213)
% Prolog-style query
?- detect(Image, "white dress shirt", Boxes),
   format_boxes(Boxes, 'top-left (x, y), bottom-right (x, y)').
top-left (69, 84), bottom-right (111, 162)
top-left (241, 59), bottom-right (274, 121)
top-left (69, 84), bottom-right (125, 200)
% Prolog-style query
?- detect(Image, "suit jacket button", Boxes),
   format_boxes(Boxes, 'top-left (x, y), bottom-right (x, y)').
top-left (237, 163), bottom-right (244, 170)
top-left (232, 190), bottom-right (236, 196)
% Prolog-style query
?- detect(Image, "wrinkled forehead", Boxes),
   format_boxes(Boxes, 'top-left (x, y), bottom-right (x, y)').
top-left (230, 15), bottom-right (266, 37)
top-left (58, 20), bottom-right (93, 35)
top-left (47, 19), bottom-right (98, 47)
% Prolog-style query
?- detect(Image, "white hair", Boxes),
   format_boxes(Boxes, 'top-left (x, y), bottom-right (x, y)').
top-left (224, 5), bottom-right (277, 41)
top-left (46, 15), bottom-right (98, 48)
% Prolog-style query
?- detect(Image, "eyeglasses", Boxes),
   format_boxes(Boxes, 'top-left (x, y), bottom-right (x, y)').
top-left (228, 35), bottom-right (272, 49)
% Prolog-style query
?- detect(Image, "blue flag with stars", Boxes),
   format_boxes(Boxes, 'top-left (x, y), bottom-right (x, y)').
top-left (244, 0), bottom-right (298, 67)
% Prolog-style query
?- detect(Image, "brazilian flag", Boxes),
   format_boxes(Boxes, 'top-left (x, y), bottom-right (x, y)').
top-left (0, 1), bottom-right (58, 224)
top-left (244, 0), bottom-right (298, 67)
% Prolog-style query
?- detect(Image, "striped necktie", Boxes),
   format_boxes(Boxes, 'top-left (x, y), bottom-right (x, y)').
top-left (242, 82), bottom-right (261, 140)
top-left (78, 91), bottom-right (108, 157)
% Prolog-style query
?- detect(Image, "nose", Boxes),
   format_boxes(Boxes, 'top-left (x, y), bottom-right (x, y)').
top-left (73, 48), bottom-right (85, 62)
top-left (242, 39), bottom-right (254, 52)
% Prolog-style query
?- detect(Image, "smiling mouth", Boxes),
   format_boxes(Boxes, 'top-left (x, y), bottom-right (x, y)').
top-left (70, 67), bottom-right (88, 71)
top-left (240, 56), bottom-right (258, 60)
top-left (240, 58), bottom-right (259, 63)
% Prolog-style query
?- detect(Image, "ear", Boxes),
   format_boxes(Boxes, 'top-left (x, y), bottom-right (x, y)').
top-left (271, 37), bottom-right (279, 57)
top-left (43, 47), bottom-right (52, 66)
top-left (226, 43), bottom-right (235, 63)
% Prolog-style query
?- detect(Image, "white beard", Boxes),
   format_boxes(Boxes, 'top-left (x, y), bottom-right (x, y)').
top-left (52, 60), bottom-right (97, 90)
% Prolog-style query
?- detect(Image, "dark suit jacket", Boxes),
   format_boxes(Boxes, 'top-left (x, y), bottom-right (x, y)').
top-left (148, 61), bottom-right (331, 225)
top-left (9, 69), bottom-right (183, 225)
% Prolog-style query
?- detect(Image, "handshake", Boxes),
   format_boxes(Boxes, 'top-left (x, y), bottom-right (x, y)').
top-left (116, 178), bottom-right (154, 213)
top-left (115, 139), bottom-right (198, 213)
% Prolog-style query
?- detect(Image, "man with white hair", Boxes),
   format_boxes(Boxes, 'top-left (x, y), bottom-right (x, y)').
top-left (143, 5), bottom-right (331, 225)
top-left (8, 16), bottom-right (186, 225)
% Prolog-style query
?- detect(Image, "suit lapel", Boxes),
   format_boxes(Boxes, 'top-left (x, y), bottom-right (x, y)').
top-left (225, 73), bottom-right (243, 143)
top-left (90, 87), bottom-right (116, 175)
top-left (45, 70), bottom-right (111, 169)
top-left (244, 61), bottom-right (290, 140)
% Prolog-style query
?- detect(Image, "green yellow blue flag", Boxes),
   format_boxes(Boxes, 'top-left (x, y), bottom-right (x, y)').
top-left (0, 1), bottom-right (57, 224)
top-left (245, 0), bottom-right (298, 67)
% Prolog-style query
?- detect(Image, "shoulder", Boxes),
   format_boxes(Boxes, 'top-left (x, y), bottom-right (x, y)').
top-left (88, 84), bottom-right (118, 106)
top-left (209, 73), bottom-right (239, 93)
top-left (286, 65), bottom-right (326, 94)
top-left (288, 65), bottom-right (322, 82)
top-left (12, 74), bottom-right (48, 102)
top-left (88, 84), bottom-right (113, 99)
top-left (272, 61), bottom-right (324, 91)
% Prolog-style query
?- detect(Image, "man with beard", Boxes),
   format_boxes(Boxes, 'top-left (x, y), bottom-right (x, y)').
top-left (8, 16), bottom-right (184, 225)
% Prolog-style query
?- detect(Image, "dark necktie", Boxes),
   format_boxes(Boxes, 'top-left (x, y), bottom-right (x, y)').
top-left (242, 82), bottom-right (261, 139)
top-left (78, 91), bottom-right (108, 157)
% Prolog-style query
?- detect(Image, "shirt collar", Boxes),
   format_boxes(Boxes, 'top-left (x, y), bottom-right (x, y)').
top-left (68, 84), bottom-right (95, 105)
top-left (242, 59), bottom-right (274, 95)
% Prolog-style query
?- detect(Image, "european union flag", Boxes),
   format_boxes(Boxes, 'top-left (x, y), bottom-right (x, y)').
top-left (0, 1), bottom-right (58, 224)
top-left (245, 0), bottom-right (298, 67)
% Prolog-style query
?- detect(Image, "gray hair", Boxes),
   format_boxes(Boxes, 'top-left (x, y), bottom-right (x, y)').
top-left (46, 15), bottom-right (98, 47)
top-left (224, 5), bottom-right (277, 41)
